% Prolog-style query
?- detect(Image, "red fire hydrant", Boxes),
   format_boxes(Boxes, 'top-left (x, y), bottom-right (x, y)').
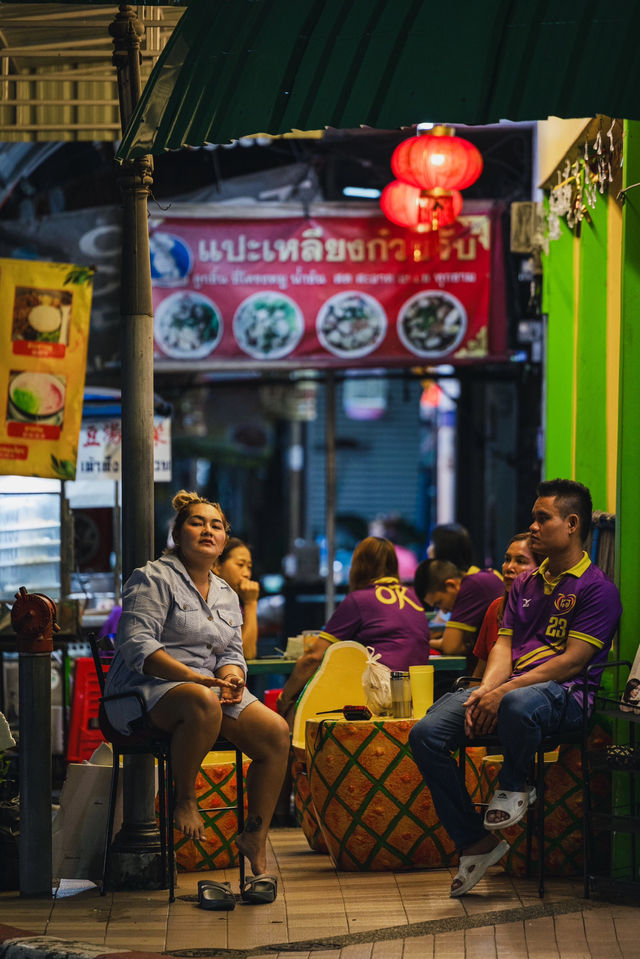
top-left (11, 587), bottom-right (59, 654)
top-left (11, 587), bottom-right (59, 897)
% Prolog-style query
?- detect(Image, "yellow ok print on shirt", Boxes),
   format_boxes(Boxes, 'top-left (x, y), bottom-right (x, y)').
top-left (374, 583), bottom-right (424, 612)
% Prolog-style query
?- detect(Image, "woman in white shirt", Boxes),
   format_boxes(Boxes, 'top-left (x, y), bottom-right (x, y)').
top-left (104, 490), bottom-right (289, 891)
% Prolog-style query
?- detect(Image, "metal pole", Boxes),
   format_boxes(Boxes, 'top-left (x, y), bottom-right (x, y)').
top-left (11, 588), bottom-right (57, 898)
top-left (113, 480), bottom-right (121, 605)
top-left (288, 419), bottom-right (303, 552)
top-left (18, 654), bottom-right (51, 896)
top-left (324, 373), bottom-right (336, 622)
top-left (59, 483), bottom-right (72, 600)
top-left (107, 2), bottom-right (162, 889)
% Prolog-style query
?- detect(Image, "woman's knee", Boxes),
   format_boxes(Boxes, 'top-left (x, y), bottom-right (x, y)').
top-left (259, 708), bottom-right (290, 754)
top-left (178, 684), bottom-right (223, 726)
top-left (235, 704), bottom-right (290, 759)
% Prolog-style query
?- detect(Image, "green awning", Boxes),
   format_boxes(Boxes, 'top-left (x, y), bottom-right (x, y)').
top-left (116, 0), bottom-right (640, 162)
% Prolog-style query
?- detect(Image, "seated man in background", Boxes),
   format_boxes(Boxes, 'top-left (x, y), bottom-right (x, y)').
top-left (414, 558), bottom-right (503, 660)
top-left (409, 478), bottom-right (622, 898)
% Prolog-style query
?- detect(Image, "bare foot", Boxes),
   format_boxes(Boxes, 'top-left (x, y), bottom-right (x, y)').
top-left (236, 826), bottom-right (267, 876)
top-left (173, 798), bottom-right (205, 841)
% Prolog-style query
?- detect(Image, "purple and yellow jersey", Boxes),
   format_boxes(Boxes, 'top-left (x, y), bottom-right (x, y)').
top-left (499, 552), bottom-right (622, 709)
top-left (448, 569), bottom-right (504, 636)
top-left (319, 576), bottom-right (430, 671)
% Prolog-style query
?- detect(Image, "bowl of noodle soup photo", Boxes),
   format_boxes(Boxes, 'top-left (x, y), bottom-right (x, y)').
top-left (7, 371), bottom-right (66, 426)
top-left (397, 290), bottom-right (467, 358)
top-left (316, 292), bottom-right (387, 358)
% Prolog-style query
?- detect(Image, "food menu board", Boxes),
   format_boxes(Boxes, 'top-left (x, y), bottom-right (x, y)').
top-left (149, 210), bottom-right (505, 368)
top-left (0, 258), bottom-right (94, 479)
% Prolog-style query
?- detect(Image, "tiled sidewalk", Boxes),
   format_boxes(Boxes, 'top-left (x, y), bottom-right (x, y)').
top-left (1, 828), bottom-right (639, 958)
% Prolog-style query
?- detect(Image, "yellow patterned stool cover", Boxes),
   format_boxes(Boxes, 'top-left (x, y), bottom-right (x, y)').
top-left (291, 755), bottom-right (329, 854)
top-left (478, 726), bottom-right (611, 877)
top-left (170, 750), bottom-right (250, 872)
top-left (306, 717), bottom-right (486, 870)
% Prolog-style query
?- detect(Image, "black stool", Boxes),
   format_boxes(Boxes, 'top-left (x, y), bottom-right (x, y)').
top-left (88, 632), bottom-right (245, 902)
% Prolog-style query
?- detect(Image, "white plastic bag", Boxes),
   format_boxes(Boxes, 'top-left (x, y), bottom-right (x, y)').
top-left (620, 644), bottom-right (640, 714)
top-left (362, 646), bottom-right (392, 716)
top-left (52, 744), bottom-right (122, 881)
top-left (0, 710), bottom-right (15, 751)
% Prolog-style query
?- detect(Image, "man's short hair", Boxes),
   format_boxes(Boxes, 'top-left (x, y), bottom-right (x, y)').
top-left (414, 558), bottom-right (462, 606)
top-left (536, 478), bottom-right (593, 542)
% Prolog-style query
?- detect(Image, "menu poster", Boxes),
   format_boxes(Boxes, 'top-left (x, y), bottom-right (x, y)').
top-left (149, 212), bottom-right (502, 369)
top-left (0, 258), bottom-right (94, 480)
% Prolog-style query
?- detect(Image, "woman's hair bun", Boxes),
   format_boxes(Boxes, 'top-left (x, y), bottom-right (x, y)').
top-left (171, 490), bottom-right (204, 512)
top-left (166, 491), bottom-right (231, 545)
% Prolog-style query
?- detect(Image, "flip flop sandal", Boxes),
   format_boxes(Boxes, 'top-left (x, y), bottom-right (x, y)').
top-left (197, 879), bottom-right (236, 911)
top-left (450, 839), bottom-right (510, 898)
top-left (484, 787), bottom-right (536, 830)
top-left (241, 873), bottom-right (278, 904)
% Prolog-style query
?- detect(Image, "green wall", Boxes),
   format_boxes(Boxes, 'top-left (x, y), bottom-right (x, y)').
top-left (543, 124), bottom-right (640, 879)
top-left (543, 217), bottom-right (575, 481)
top-left (617, 120), bottom-right (640, 665)
top-left (543, 183), bottom-right (612, 511)
top-left (575, 198), bottom-right (608, 508)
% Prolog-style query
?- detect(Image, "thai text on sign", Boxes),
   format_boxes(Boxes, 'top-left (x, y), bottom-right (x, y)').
top-left (77, 416), bottom-right (172, 482)
top-left (149, 211), bottom-right (504, 369)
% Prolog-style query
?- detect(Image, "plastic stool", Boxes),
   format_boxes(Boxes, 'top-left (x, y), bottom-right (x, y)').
top-left (264, 688), bottom-right (283, 712)
top-left (66, 657), bottom-right (108, 763)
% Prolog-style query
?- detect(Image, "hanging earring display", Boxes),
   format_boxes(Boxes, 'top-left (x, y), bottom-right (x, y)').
top-left (548, 171), bottom-right (572, 217)
top-left (545, 118), bottom-right (621, 243)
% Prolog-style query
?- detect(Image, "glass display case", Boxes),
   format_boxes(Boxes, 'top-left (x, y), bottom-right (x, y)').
top-left (0, 477), bottom-right (62, 601)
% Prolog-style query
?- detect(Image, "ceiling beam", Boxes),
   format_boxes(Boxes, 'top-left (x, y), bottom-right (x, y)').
top-left (0, 47), bottom-right (164, 57)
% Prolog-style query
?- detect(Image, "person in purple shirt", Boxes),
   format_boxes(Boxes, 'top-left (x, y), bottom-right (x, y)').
top-left (414, 560), bottom-right (503, 660)
top-left (276, 536), bottom-right (430, 721)
top-left (409, 479), bottom-right (622, 899)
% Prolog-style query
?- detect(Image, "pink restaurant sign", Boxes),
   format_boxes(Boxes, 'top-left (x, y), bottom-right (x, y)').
top-left (149, 207), bottom-right (507, 370)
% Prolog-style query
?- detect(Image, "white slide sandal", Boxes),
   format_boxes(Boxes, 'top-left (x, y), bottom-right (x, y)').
top-left (484, 787), bottom-right (536, 830)
top-left (450, 839), bottom-right (510, 897)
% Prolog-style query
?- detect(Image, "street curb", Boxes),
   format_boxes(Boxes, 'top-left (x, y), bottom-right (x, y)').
top-left (0, 925), bottom-right (193, 959)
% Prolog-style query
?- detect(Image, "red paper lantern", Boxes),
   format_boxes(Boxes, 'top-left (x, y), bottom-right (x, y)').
top-left (380, 180), bottom-right (463, 232)
top-left (391, 125), bottom-right (483, 193)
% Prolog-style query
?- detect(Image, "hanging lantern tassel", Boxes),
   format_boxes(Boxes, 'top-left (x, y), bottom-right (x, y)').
top-left (380, 180), bottom-right (463, 232)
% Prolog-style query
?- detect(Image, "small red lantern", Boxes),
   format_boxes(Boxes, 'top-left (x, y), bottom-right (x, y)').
top-left (380, 180), bottom-right (463, 232)
top-left (391, 125), bottom-right (483, 193)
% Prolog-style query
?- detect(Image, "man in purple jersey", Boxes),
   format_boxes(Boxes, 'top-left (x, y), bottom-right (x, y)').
top-left (415, 560), bottom-right (503, 658)
top-left (409, 479), bottom-right (622, 898)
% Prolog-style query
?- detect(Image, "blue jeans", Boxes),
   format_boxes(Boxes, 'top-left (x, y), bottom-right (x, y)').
top-left (408, 682), bottom-right (583, 852)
